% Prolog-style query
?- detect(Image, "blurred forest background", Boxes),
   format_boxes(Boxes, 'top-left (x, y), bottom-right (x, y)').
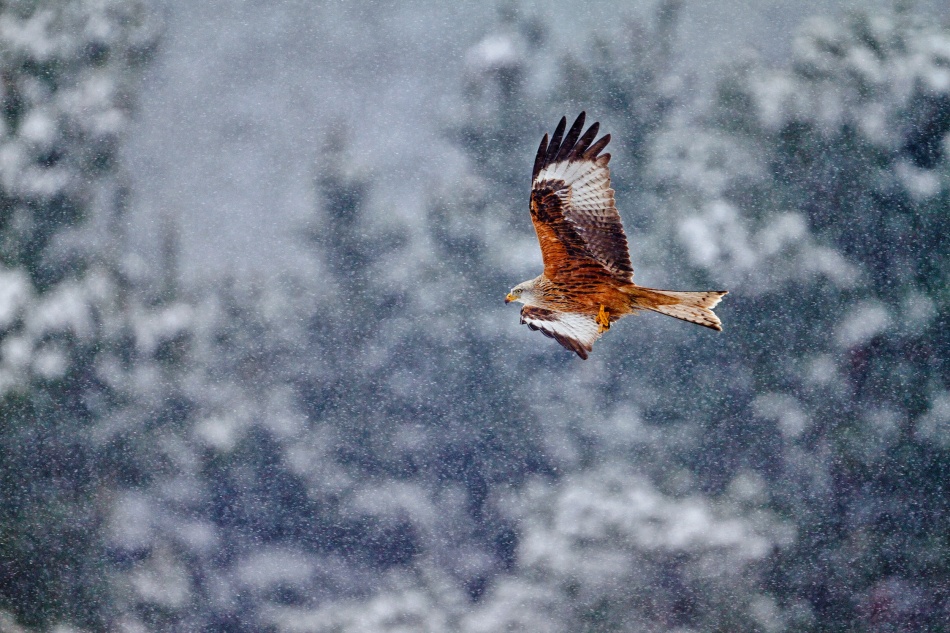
top-left (1, 0), bottom-right (949, 632)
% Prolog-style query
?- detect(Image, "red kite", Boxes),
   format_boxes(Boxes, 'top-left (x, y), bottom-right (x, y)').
top-left (506, 112), bottom-right (727, 359)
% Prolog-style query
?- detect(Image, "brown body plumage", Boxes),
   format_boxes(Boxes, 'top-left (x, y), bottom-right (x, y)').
top-left (506, 112), bottom-right (727, 359)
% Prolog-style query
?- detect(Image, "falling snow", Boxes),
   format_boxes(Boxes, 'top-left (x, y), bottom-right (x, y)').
top-left (1, 2), bottom-right (949, 632)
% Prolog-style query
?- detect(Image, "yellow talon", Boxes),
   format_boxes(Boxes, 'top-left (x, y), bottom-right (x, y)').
top-left (597, 304), bottom-right (611, 332)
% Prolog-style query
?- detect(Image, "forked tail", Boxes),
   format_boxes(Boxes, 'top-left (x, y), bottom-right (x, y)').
top-left (624, 286), bottom-right (728, 331)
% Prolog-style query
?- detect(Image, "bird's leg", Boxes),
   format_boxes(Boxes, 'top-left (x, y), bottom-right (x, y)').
top-left (596, 304), bottom-right (611, 332)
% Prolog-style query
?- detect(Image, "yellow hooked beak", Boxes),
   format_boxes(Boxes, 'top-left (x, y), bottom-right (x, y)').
top-left (505, 293), bottom-right (517, 304)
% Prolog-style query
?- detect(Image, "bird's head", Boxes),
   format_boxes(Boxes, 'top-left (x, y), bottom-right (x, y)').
top-left (505, 279), bottom-right (538, 305)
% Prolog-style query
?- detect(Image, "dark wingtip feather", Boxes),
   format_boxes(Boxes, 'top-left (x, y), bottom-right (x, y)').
top-left (533, 133), bottom-right (549, 179)
top-left (555, 112), bottom-right (586, 163)
top-left (570, 121), bottom-right (599, 160)
top-left (584, 133), bottom-right (611, 160)
top-left (533, 113), bottom-right (610, 180)
top-left (544, 116), bottom-right (568, 165)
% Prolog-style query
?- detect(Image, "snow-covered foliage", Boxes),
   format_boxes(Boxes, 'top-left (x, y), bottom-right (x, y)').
top-left (0, 0), bottom-right (161, 628)
top-left (0, 0), bottom-right (159, 286)
top-left (645, 9), bottom-right (950, 631)
top-left (465, 463), bottom-right (791, 633)
top-left (2, 3), bottom-right (948, 633)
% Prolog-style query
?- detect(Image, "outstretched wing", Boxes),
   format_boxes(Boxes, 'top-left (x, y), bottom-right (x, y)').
top-left (520, 306), bottom-right (603, 359)
top-left (530, 112), bottom-right (633, 283)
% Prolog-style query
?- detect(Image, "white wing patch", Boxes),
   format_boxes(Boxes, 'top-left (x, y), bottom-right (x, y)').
top-left (536, 158), bottom-right (600, 189)
top-left (535, 160), bottom-right (613, 217)
top-left (520, 307), bottom-right (604, 359)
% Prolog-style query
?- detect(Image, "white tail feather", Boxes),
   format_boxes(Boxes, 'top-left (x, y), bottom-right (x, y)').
top-left (628, 288), bottom-right (728, 331)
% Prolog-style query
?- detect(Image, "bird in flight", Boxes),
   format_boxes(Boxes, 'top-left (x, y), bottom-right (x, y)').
top-left (505, 112), bottom-right (727, 359)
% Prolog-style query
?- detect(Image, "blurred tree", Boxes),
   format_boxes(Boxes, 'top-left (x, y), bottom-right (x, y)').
top-left (277, 4), bottom-right (796, 632)
top-left (2, 2), bottom-right (943, 632)
top-left (293, 121), bottom-right (544, 599)
top-left (464, 462), bottom-right (789, 633)
top-left (651, 9), bottom-right (950, 631)
top-left (0, 0), bottom-right (160, 628)
top-left (96, 115), bottom-right (544, 630)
